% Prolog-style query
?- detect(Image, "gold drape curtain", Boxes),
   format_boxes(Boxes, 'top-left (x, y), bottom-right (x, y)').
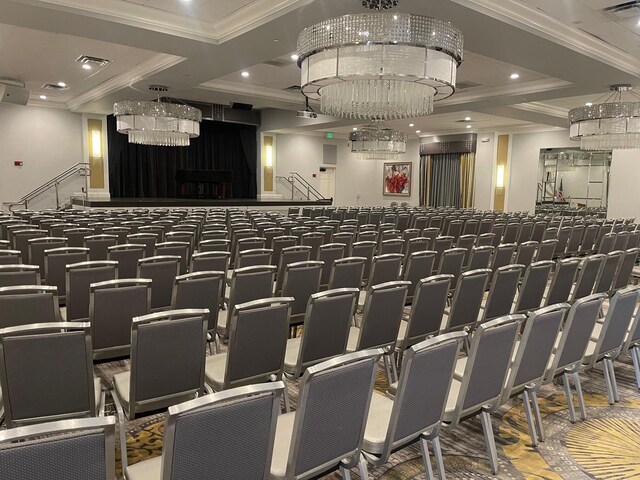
top-left (420, 153), bottom-right (475, 208)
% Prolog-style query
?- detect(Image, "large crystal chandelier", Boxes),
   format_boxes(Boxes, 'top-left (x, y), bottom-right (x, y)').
top-left (113, 86), bottom-right (202, 147)
top-left (296, 2), bottom-right (463, 120)
top-left (569, 84), bottom-right (640, 150)
top-left (349, 125), bottom-right (407, 160)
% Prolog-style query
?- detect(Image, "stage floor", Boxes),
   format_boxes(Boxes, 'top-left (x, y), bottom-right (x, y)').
top-left (72, 197), bottom-right (333, 208)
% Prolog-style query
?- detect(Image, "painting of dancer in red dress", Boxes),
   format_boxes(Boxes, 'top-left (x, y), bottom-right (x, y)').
top-left (383, 162), bottom-right (411, 196)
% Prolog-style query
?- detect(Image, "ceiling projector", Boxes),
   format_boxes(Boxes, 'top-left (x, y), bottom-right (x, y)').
top-left (297, 110), bottom-right (317, 119)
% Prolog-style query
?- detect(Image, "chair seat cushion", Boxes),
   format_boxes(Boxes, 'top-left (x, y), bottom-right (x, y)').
top-left (93, 377), bottom-right (102, 413)
top-left (215, 309), bottom-right (228, 335)
top-left (204, 353), bottom-right (227, 391)
top-left (346, 326), bottom-right (360, 352)
top-left (270, 411), bottom-right (296, 479)
top-left (453, 356), bottom-right (467, 381)
top-left (283, 337), bottom-right (301, 374)
top-left (362, 392), bottom-right (394, 455)
top-left (113, 371), bottom-right (130, 410)
top-left (442, 378), bottom-right (462, 421)
top-left (396, 320), bottom-right (408, 343)
top-left (126, 456), bottom-right (162, 480)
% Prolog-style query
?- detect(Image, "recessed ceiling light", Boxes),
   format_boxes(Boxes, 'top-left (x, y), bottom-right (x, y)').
top-left (393, 15), bottom-right (398, 20)
top-left (273, 39), bottom-right (280, 42)
top-left (409, 123), bottom-right (414, 127)
top-left (585, 102), bottom-right (593, 106)
top-left (510, 73), bottom-right (520, 80)
top-left (416, 130), bottom-right (421, 134)
top-left (637, 18), bottom-right (640, 26)
top-left (352, 127), bottom-right (358, 131)
top-left (464, 116), bottom-right (471, 121)
top-left (241, 71), bottom-right (250, 78)
top-left (82, 64), bottom-right (92, 70)
top-left (466, 125), bottom-right (472, 129)
top-left (291, 54), bottom-right (299, 61)
top-left (39, 95), bottom-right (47, 100)
top-left (57, 81), bottom-right (66, 87)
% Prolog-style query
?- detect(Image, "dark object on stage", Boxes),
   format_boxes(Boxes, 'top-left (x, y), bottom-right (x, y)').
top-left (176, 169), bottom-right (232, 199)
top-left (232, 103), bottom-right (253, 111)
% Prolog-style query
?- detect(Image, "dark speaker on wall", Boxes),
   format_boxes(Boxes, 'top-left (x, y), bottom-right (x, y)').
top-left (232, 102), bottom-right (253, 111)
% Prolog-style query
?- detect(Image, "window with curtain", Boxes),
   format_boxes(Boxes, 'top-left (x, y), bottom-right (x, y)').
top-left (420, 152), bottom-right (475, 208)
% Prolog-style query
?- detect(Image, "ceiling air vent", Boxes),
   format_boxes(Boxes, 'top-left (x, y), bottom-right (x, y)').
top-left (75, 55), bottom-right (111, 68)
top-left (42, 83), bottom-right (69, 90)
top-left (601, 1), bottom-right (640, 20)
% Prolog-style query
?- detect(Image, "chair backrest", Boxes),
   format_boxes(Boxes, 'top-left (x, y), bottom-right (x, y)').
top-left (490, 224), bottom-right (505, 247)
top-left (0, 322), bottom-right (97, 427)
top-left (63, 228), bottom-right (95, 248)
top-left (446, 269), bottom-right (491, 332)
top-left (66, 261), bottom-right (118, 321)
top-left (84, 235), bottom-right (118, 261)
top-left (476, 232), bottom-right (495, 248)
top-left (380, 238), bottom-right (404, 256)
top-left (318, 243), bottom-right (347, 286)
top-left (190, 251), bottom-right (230, 274)
top-left (613, 230), bottom-right (630, 251)
top-left (432, 236), bottom-right (454, 271)
top-left (0, 264), bottom-right (40, 287)
top-left (272, 235), bottom-right (298, 271)
top-left (491, 243), bottom-right (516, 272)
top-left (566, 225), bottom-right (585, 255)
top-left (514, 260), bottom-right (554, 313)
top-left (352, 241), bottom-right (377, 284)
top-left (126, 233), bottom-right (158, 257)
top-left (536, 239), bottom-right (558, 262)
top-left (198, 239), bottom-right (231, 253)
top-left (0, 284), bottom-right (60, 328)
top-left (226, 266), bottom-right (277, 336)
top-left (545, 258), bottom-right (580, 306)
top-left (467, 245), bottom-right (494, 271)
top-left (367, 253), bottom-right (403, 289)
top-left (402, 250), bottom-right (437, 302)
top-left (224, 298), bottom-right (293, 389)
top-left (291, 288), bottom-right (359, 379)
top-left (502, 223), bottom-right (520, 243)
top-left (613, 248), bottom-right (640, 290)
top-left (503, 304), bottom-right (569, 399)
top-left (28, 237), bottom-right (67, 276)
top-left (107, 244), bottom-right (145, 279)
top-left (579, 224), bottom-right (599, 254)
top-left (137, 256), bottom-right (181, 311)
top-left (588, 286), bottom-right (640, 366)
top-left (482, 264), bottom-right (524, 323)
top-left (554, 226), bottom-right (572, 257)
top-left (285, 349), bottom-right (382, 479)
top-left (514, 241), bottom-right (538, 268)
top-left (593, 250), bottom-right (623, 294)
top-left (356, 281), bottom-right (410, 351)
top-left (0, 417), bottom-right (116, 480)
top-left (531, 221), bottom-right (547, 243)
top-left (598, 232), bottom-right (616, 255)
top-left (328, 256), bottom-right (365, 290)
top-left (0, 249), bottom-right (21, 265)
top-left (172, 271), bottom-right (224, 332)
top-left (437, 247), bottom-right (466, 288)
top-left (400, 274), bottom-right (452, 347)
top-left (421, 227), bottom-right (439, 245)
top-left (234, 248), bottom-right (273, 269)
top-left (448, 315), bottom-right (524, 426)
top-left (12, 229), bottom-right (47, 261)
top-left (545, 294), bottom-right (606, 381)
top-left (160, 383), bottom-right (282, 480)
top-left (276, 245), bottom-right (311, 293)
top-left (155, 241), bottom-right (190, 274)
top-left (571, 253), bottom-right (605, 302)
top-left (301, 232), bottom-right (324, 260)
top-left (281, 261), bottom-right (323, 320)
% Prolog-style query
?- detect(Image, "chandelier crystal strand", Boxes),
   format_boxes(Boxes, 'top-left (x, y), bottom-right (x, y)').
top-left (568, 85), bottom-right (640, 150)
top-left (297, 12), bottom-right (463, 120)
top-left (349, 125), bottom-right (408, 160)
top-left (113, 100), bottom-right (202, 147)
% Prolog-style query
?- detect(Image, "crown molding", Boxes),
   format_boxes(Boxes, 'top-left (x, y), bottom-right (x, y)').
top-left (439, 78), bottom-right (573, 106)
top-left (198, 79), bottom-right (305, 104)
top-left (511, 101), bottom-right (569, 119)
top-left (451, 0), bottom-right (640, 78)
top-left (66, 53), bottom-right (185, 112)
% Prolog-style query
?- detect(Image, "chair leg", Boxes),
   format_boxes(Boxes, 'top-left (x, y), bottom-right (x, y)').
top-left (480, 409), bottom-right (499, 475)
top-left (530, 390), bottom-right (545, 443)
top-left (339, 465), bottom-right (351, 480)
top-left (420, 437), bottom-right (436, 480)
top-left (605, 358), bottom-right (620, 403)
top-left (383, 355), bottom-right (393, 386)
top-left (572, 372), bottom-right (587, 421)
top-left (562, 373), bottom-right (577, 424)
top-left (602, 359), bottom-right (616, 405)
top-left (112, 392), bottom-right (129, 473)
top-left (522, 390), bottom-right (538, 447)
top-left (390, 352), bottom-right (399, 384)
top-left (357, 454), bottom-right (369, 480)
top-left (432, 435), bottom-right (447, 480)
top-left (632, 347), bottom-right (640, 390)
top-left (281, 377), bottom-right (292, 413)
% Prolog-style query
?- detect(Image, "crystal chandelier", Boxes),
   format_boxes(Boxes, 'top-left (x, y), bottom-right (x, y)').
top-left (349, 125), bottom-right (408, 160)
top-left (569, 84), bottom-right (640, 150)
top-left (113, 86), bottom-right (202, 147)
top-left (296, 4), bottom-right (463, 120)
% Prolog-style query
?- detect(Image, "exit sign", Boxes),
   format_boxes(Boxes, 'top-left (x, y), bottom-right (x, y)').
top-left (326, 132), bottom-right (333, 139)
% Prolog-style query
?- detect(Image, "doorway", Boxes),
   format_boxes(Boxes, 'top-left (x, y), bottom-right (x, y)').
top-left (318, 167), bottom-right (336, 200)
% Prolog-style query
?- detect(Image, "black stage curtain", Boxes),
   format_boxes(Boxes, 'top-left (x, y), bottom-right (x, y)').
top-left (108, 115), bottom-right (257, 198)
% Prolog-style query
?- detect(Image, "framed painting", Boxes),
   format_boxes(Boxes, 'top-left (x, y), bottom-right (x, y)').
top-left (383, 162), bottom-right (412, 197)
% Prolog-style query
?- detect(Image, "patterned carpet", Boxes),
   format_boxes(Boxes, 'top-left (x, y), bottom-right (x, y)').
top-left (95, 348), bottom-right (640, 480)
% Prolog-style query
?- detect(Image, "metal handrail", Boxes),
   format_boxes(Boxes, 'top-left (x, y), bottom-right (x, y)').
top-left (276, 176), bottom-right (309, 200)
top-left (289, 172), bottom-right (325, 200)
top-left (4, 162), bottom-right (90, 211)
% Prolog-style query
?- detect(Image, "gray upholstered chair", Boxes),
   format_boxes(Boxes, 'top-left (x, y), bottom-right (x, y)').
top-left (125, 383), bottom-right (283, 480)
top-left (205, 298), bottom-right (293, 399)
top-left (216, 265), bottom-right (277, 343)
top-left (126, 233), bottom-right (158, 257)
top-left (11, 229), bottom-right (46, 262)
top-left (579, 224), bottom-right (600, 255)
top-left (275, 245), bottom-right (311, 294)
top-left (84, 234), bottom-right (118, 261)
top-left (103, 226), bottom-right (130, 245)
top-left (542, 293), bottom-right (607, 423)
top-left (499, 304), bottom-right (570, 446)
top-left (107, 244), bottom-right (146, 279)
top-left (441, 314), bottom-right (525, 474)
top-left (445, 269), bottom-right (491, 333)
top-left (0, 249), bottom-right (21, 265)
top-left (65, 261), bottom-right (118, 322)
top-left (582, 286), bottom-right (640, 404)
top-left (612, 248), bottom-right (640, 290)
top-left (137, 256), bottom-right (180, 312)
top-left (44, 247), bottom-right (90, 302)
top-left (514, 260), bottom-right (554, 313)
top-left (491, 243), bottom-right (517, 273)
top-left (593, 250), bottom-right (623, 294)
top-left (0, 417), bottom-right (116, 480)
top-left (570, 254), bottom-right (605, 302)
top-left (432, 236), bottom-right (454, 273)
top-left (64, 227), bottom-right (96, 248)
top-left (476, 232), bottom-right (496, 248)
top-left (328, 256), bottom-right (365, 290)
top-left (0, 264), bottom-right (40, 287)
top-left (318, 243), bottom-right (347, 288)
top-left (379, 238), bottom-right (404, 256)
top-left (27, 236), bottom-right (67, 277)
top-left (481, 264), bottom-right (524, 323)
top-left (283, 288), bottom-right (359, 380)
top-left (89, 279), bottom-right (151, 360)
top-left (544, 258), bottom-right (580, 306)
top-left (270, 349), bottom-right (382, 480)
top-left (0, 285), bottom-right (60, 329)
top-left (402, 250), bottom-right (437, 304)
top-left (362, 332), bottom-right (466, 479)
top-left (0, 322), bottom-right (104, 428)
top-left (155, 241), bottom-right (190, 275)
top-left (598, 232), bottom-right (616, 255)
top-left (190, 250), bottom-right (230, 275)
top-left (352, 240), bottom-right (377, 286)
top-left (172, 271), bottom-right (224, 343)
top-left (198, 238), bottom-right (231, 252)
top-left (467, 245), bottom-right (494, 271)
top-left (514, 241), bottom-right (538, 268)
top-left (271, 235), bottom-right (298, 271)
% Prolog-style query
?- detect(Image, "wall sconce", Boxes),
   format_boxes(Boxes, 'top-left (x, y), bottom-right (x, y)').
top-left (91, 130), bottom-right (102, 158)
top-left (496, 164), bottom-right (505, 188)
top-left (266, 145), bottom-right (273, 168)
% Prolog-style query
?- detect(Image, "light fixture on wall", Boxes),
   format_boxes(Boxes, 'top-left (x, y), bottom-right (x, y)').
top-left (296, 1), bottom-right (463, 120)
top-left (349, 124), bottom-right (408, 160)
top-left (569, 84), bottom-right (640, 150)
top-left (113, 85), bottom-right (202, 147)
top-left (496, 164), bottom-right (505, 188)
top-left (91, 130), bottom-right (102, 158)
top-left (265, 145), bottom-right (273, 168)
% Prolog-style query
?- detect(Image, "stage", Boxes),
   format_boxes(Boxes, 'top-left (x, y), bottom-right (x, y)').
top-left (72, 197), bottom-right (333, 209)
